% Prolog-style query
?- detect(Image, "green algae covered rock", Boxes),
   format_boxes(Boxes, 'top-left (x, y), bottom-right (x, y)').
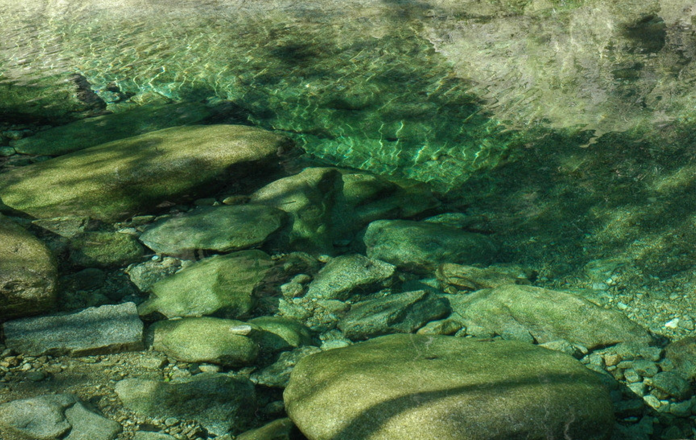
top-left (0, 125), bottom-right (292, 222)
top-left (138, 250), bottom-right (275, 319)
top-left (12, 102), bottom-right (212, 156)
top-left (69, 231), bottom-right (144, 268)
top-left (236, 418), bottom-right (297, 440)
top-left (450, 285), bottom-right (654, 350)
top-left (0, 214), bottom-right (57, 320)
top-left (305, 254), bottom-right (395, 300)
top-left (364, 219), bottom-right (498, 273)
top-left (151, 317), bottom-right (258, 366)
top-left (139, 204), bottom-right (286, 256)
top-left (284, 334), bottom-right (614, 440)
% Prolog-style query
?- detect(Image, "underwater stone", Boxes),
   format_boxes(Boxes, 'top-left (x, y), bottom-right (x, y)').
top-left (115, 373), bottom-right (255, 436)
top-left (0, 394), bottom-right (121, 440)
top-left (449, 285), bottom-right (654, 350)
top-left (363, 219), bottom-right (498, 273)
top-left (436, 263), bottom-right (531, 293)
top-left (251, 346), bottom-right (322, 388)
top-left (305, 254), bottom-right (395, 300)
top-left (284, 334), bottom-right (614, 440)
top-left (139, 204), bottom-right (286, 256)
top-left (138, 250), bottom-right (275, 319)
top-left (0, 214), bottom-right (58, 320)
top-left (247, 316), bottom-right (315, 352)
top-left (68, 231), bottom-right (144, 268)
top-left (151, 317), bottom-right (259, 366)
top-left (236, 418), bottom-right (297, 440)
top-left (11, 102), bottom-right (212, 156)
top-left (665, 336), bottom-right (696, 381)
top-left (251, 167), bottom-right (343, 254)
top-left (0, 125), bottom-right (293, 222)
top-left (338, 290), bottom-right (451, 340)
top-left (3, 302), bottom-right (144, 356)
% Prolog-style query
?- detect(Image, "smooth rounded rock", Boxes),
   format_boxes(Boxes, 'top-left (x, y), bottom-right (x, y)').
top-left (151, 317), bottom-right (259, 366)
top-left (139, 204), bottom-right (286, 256)
top-left (284, 334), bottom-right (614, 440)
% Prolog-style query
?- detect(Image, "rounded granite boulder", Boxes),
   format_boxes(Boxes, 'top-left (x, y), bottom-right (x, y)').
top-left (284, 334), bottom-right (614, 440)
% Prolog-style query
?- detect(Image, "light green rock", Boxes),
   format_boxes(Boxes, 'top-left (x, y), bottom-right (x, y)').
top-left (363, 219), bottom-right (498, 273)
top-left (151, 317), bottom-right (259, 366)
top-left (12, 102), bottom-right (212, 156)
top-left (115, 373), bottom-right (255, 436)
top-left (449, 285), bottom-right (654, 349)
top-left (305, 254), bottom-right (395, 300)
top-left (139, 204), bottom-right (286, 256)
top-left (138, 250), bottom-right (275, 319)
top-left (0, 125), bottom-right (292, 222)
top-left (69, 232), bottom-right (144, 268)
top-left (0, 214), bottom-right (57, 320)
top-left (284, 334), bottom-right (614, 440)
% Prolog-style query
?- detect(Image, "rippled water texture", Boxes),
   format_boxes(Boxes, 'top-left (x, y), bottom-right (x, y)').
top-left (4, 0), bottom-right (695, 188)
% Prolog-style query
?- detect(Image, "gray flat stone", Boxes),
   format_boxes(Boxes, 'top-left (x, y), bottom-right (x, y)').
top-left (0, 394), bottom-right (121, 440)
top-left (3, 302), bottom-right (144, 356)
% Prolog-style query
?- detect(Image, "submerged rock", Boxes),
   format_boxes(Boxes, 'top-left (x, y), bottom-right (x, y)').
top-left (69, 231), bottom-right (144, 268)
top-left (3, 302), bottom-right (144, 356)
top-left (363, 219), bottom-right (498, 273)
top-left (250, 167), bottom-right (342, 254)
top-left (138, 250), bottom-right (275, 319)
top-left (0, 214), bottom-right (57, 320)
top-left (436, 263), bottom-right (531, 293)
top-left (305, 254), bottom-right (395, 300)
top-left (0, 125), bottom-right (292, 221)
top-left (115, 373), bottom-right (255, 436)
top-left (11, 102), bottom-right (212, 156)
top-left (247, 316), bottom-right (315, 352)
top-left (666, 336), bottom-right (696, 381)
top-left (284, 334), bottom-right (614, 440)
top-left (0, 393), bottom-right (121, 440)
top-left (151, 317), bottom-right (259, 366)
top-left (338, 290), bottom-right (450, 340)
top-left (139, 204), bottom-right (286, 256)
top-left (236, 418), bottom-right (297, 440)
top-left (450, 285), bottom-right (654, 349)
top-left (252, 346), bottom-right (322, 388)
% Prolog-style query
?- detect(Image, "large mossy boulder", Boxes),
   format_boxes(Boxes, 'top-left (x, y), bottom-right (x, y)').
top-left (0, 125), bottom-right (293, 221)
top-left (11, 102), bottom-right (212, 156)
top-left (450, 285), bottom-right (654, 349)
top-left (363, 219), bottom-right (498, 273)
top-left (139, 204), bottom-right (286, 256)
top-left (0, 214), bottom-right (57, 320)
top-left (138, 250), bottom-right (276, 319)
top-left (151, 317), bottom-right (259, 366)
top-left (285, 334), bottom-right (614, 440)
top-left (68, 231), bottom-right (144, 268)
